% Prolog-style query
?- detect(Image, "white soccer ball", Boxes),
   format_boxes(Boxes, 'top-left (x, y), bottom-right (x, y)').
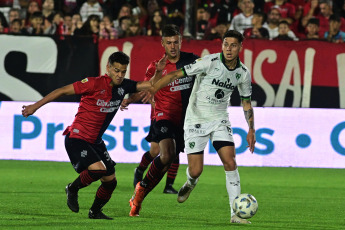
top-left (232, 193), bottom-right (258, 219)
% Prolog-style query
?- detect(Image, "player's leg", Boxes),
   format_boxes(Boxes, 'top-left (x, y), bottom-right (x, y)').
top-left (133, 142), bottom-right (160, 187)
top-left (88, 141), bottom-right (117, 219)
top-left (177, 124), bottom-right (209, 203)
top-left (129, 120), bottom-right (177, 216)
top-left (163, 154), bottom-right (179, 194)
top-left (177, 153), bottom-right (203, 203)
top-left (64, 135), bottom-right (108, 213)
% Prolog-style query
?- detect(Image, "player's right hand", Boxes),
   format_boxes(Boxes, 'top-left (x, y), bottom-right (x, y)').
top-left (22, 105), bottom-right (37, 118)
top-left (120, 99), bottom-right (129, 111)
top-left (155, 54), bottom-right (168, 72)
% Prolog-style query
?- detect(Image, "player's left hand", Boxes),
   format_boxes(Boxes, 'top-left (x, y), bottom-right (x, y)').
top-left (120, 99), bottom-right (130, 111)
top-left (140, 91), bottom-right (154, 104)
top-left (246, 129), bottom-right (256, 153)
top-left (155, 54), bottom-right (168, 72)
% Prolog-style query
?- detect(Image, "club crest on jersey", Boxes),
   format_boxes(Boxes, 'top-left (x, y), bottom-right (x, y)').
top-left (236, 73), bottom-right (241, 80)
top-left (81, 78), bottom-right (88, 83)
top-left (189, 142), bottom-right (195, 149)
top-left (118, 87), bottom-right (124, 96)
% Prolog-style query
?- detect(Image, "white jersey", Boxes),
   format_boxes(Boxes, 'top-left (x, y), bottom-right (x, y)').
top-left (183, 52), bottom-right (252, 125)
top-left (229, 13), bottom-right (253, 34)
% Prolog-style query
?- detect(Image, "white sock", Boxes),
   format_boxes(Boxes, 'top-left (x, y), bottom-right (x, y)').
top-left (225, 168), bottom-right (241, 217)
top-left (186, 167), bottom-right (199, 186)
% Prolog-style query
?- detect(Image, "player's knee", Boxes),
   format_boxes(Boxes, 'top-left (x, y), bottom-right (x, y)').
top-left (189, 167), bottom-right (203, 178)
top-left (223, 160), bottom-right (237, 171)
top-left (102, 178), bottom-right (117, 191)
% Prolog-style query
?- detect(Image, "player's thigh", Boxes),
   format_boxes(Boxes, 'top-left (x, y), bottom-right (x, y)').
top-left (158, 138), bottom-right (176, 164)
top-left (92, 141), bottom-right (116, 176)
top-left (149, 141), bottom-right (160, 157)
top-left (64, 135), bottom-right (103, 173)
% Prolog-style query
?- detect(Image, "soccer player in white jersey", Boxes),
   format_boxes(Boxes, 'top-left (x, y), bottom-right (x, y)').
top-left (152, 30), bottom-right (256, 224)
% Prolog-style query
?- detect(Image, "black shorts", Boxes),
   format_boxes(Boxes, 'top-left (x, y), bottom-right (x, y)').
top-left (64, 134), bottom-right (116, 175)
top-left (145, 119), bottom-right (159, 143)
top-left (153, 119), bottom-right (185, 153)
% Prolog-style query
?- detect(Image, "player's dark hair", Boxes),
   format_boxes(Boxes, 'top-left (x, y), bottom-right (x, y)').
top-left (162, 24), bottom-right (181, 37)
top-left (223, 30), bottom-right (244, 43)
top-left (108, 51), bottom-right (130, 65)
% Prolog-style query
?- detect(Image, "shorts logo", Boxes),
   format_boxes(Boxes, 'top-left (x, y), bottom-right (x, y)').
top-left (81, 150), bottom-right (87, 157)
top-left (161, 126), bottom-right (168, 133)
top-left (189, 142), bottom-right (195, 149)
top-left (104, 151), bottom-right (111, 161)
top-left (81, 78), bottom-right (88, 83)
top-left (221, 120), bottom-right (227, 124)
top-left (195, 124), bottom-right (201, 128)
top-left (227, 126), bottom-right (232, 135)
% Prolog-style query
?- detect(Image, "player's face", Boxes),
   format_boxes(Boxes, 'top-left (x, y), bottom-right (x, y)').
top-left (107, 62), bottom-right (128, 85)
top-left (222, 37), bottom-right (242, 62)
top-left (161, 35), bottom-right (181, 59)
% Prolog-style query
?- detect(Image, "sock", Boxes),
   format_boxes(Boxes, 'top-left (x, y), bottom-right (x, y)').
top-left (141, 156), bottom-right (166, 192)
top-left (166, 156), bottom-right (179, 187)
top-left (69, 169), bottom-right (107, 192)
top-left (91, 178), bottom-right (117, 212)
top-left (186, 167), bottom-right (199, 186)
top-left (138, 151), bottom-right (154, 171)
top-left (225, 169), bottom-right (241, 217)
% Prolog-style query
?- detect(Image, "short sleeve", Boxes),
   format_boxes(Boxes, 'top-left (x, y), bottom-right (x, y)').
top-left (73, 77), bottom-right (95, 95)
top-left (183, 57), bottom-right (207, 77)
top-left (238, 71), bottom-right (252, 99)
top-left (144, 61), bottom-right (156, 81)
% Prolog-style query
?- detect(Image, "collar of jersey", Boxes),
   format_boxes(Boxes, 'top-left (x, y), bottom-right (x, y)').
top-left (220, 52), bottom-right (241, 71)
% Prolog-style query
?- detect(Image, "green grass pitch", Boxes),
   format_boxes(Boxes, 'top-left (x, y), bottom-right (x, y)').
top-left (0, 160), bottom-right (344, 230)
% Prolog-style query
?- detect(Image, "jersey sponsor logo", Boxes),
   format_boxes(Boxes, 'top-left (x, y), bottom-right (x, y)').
top-left (170, 83), bottom-right (192, 92)
top-left (96, 99), bottom-right (121, 107)
top-left (212, 78), bottom-right (235, 90)
top-left (168, 76), bottom-right (193, 87)
top-left (81, 78), bottom-right (88, 83)
top-left (118, 87), bottom-right (124, 96)
top-left (100, 107), bottom-right (118, 113)
top-left (215, 89), bottom-right (225, 99)
top-left (81, 150), bottom-right (87, 157)
top-left (206, 96), bottom-right (226, 104)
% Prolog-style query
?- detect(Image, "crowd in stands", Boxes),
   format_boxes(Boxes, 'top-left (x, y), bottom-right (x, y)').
top-left (0, 0), bottom-right (344, 43)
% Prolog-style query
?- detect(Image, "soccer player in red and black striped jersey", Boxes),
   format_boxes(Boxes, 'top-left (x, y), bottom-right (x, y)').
top-left (129, 24), bottom-right (199, 216)
top-left (22, 51), bottom-right (153, 220)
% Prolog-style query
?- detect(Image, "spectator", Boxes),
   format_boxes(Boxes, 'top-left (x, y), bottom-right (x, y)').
top-left (273, 20), bottom-right (294, 40)
top-left (165, 0), bottom-right (185, 28)
top-left (229, 0), bottom-right (255, 34)
top-left (263, 7), bottom-right (297, 40)
top-left (301, 17), bottom-right (321, 39)
top-left (196, 6), bottom-right (210, 40)
top-left (9, 18), bottom-right (24, 34)
top-left (63, 0), bottom-right (78, 14)
top-left (43, 12), bottom-right (56, 34)
top-left (42, 0), bottom-right (55, 19)
top-left (0, 11), bottom-right (8, 29)
top-left (99, 15), bottom-right (118, 39)
top-left (63, 12), bottom-right (72, 35)
top-left (25, 0), bottom-right (41, 27)
top-left (26, 11), bottom-right (44, 34)
top-left (79, 0), bottom-right (103, 23)
top-left (301, 0), bottom-right (320, 28)
top-left (243, 11), bottom-right (269, 39)
top-left (147, 9), bottom-right (165, 36)
top-left (264, 0), bottom-right (296, 24)
top-left (8, 8), bottom-right (20, 24)
top-left (71, 12), bottom-right (82, 35)
top-left (324, 14), bottom-right (345, 43)
top-left (125, 17), bottom-right (142, 37)
top-left (113, 3), bottom-right (132, 32)
top-left (118, 15), bottom-right (131, 38)
top-left (205, 22), bottom-right (228, 41)
top-left (73, 14), bottom-right (100, 37)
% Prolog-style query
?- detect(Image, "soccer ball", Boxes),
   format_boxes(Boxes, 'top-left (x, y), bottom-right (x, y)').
top-left (232, 193), bottom-right (258, 219)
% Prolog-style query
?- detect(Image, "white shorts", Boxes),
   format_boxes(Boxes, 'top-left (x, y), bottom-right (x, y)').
top-left (184, 119), bottom-right (234, 154)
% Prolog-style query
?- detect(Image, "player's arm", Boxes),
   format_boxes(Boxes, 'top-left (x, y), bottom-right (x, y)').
top-left (242, 98), bottom-right (256, 153)
top-left (153, 68), bottom-right (185, 93)
top-left (22, 84), bottom-right (75, 117)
